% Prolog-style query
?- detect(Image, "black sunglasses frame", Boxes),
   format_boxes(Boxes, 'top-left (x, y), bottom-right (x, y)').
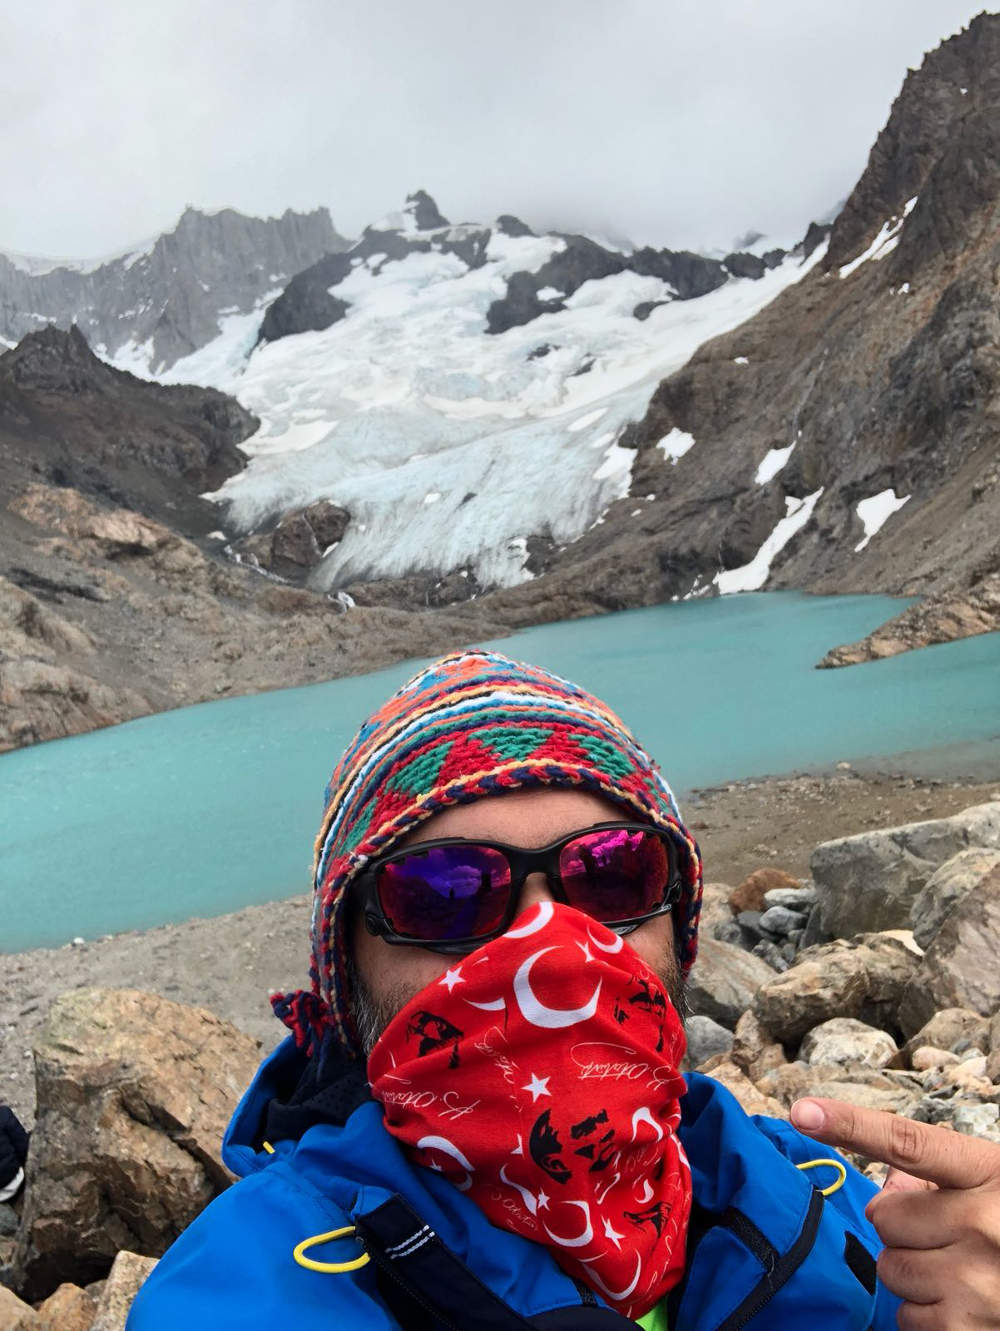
top-left (353, 821), bottom-right (683, 955)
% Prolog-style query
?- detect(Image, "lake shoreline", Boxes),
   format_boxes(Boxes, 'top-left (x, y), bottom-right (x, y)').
top-left (4, 764), bottom-right (999, 1127)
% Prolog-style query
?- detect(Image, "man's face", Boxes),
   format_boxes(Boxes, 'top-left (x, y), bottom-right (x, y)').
top-left (349, 787), bottom-right (682, 1054)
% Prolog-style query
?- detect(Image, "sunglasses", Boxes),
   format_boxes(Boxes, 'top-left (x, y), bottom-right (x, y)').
top-left (353, 822), bottom-right (682, 954)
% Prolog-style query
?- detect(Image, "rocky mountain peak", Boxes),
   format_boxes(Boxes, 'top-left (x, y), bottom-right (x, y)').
top-left (0, 206), bottom-right (348, 374)
top-left (404, 190), bottom-right (450, 230)
top-left (827, 11), bottom-right (1000, 272)
top-left (1, 324), bottom-right (114, 395)
top-left (0, 324), bottom-right (256, 537)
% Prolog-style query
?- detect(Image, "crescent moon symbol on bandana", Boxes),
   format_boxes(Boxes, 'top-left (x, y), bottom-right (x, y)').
top-left (499, 1163), bottom-right (538, 1216)
top-left (465, 995), bottom-right (506, 1011)
top-left (416, 1134), bottom-right (474, 1191)
top-left (587, 927), bottom-right (624, 954)
top-left (514, 947), bottom-right (602, 1028)
top-left (542, 1200), bottom-right (593, 1248)
top-left (505, 900), bottom-right (554, 938)
top-left (635, 1176), bottom-right (655, 1204)
top-left (581, 1250), bottom-right (642, 1301)
top-left (630, 1106), bottom-right (664, 1142)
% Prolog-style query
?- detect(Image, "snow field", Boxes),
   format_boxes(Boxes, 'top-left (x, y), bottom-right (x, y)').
top-left (715, 491), bottom-right (825, 594)
top-left (854, 489), bottom-right (910, 552)
top-left (105, 221), bottom-right (829, 593)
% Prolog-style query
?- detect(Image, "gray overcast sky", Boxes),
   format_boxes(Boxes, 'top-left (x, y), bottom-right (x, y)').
top-left (1, 1), bottom-right (992, 260)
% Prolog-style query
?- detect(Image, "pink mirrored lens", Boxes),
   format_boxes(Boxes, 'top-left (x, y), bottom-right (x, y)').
top-left (377, 844), bottom-right (511, 941)
top-left (559, 828), bottom-right (669, 922)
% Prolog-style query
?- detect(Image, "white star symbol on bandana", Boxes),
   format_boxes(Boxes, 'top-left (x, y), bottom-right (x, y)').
top-left (439, 967), bottom-right (465, 992)
top-left (522, 1073), bottom-right (551, 1102)
top-left (576, 941), bottom-right (595, 962)
top-left (603, 1217), bottom-right (625, 1248)
top-left (536, 1190), bottom-right (550, 1211)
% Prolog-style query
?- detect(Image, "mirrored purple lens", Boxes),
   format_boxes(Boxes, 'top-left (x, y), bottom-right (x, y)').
top-left (559, 828), bottom-right (669, 921)
top-left (377, 844), bottom-right (512, 941)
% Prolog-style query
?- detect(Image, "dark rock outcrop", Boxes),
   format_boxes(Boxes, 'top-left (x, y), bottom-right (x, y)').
top-left (0, 325), bottom-right (255, 537)
top-left (406, 189), bottom-right (450, 231)
top-left (257, 253), bottom-right (353, 343)
top-left (723, 251), bottom-right (767, 280)
top-left (496, 214), bottom-right (535, 238)
top-left (259, 194), bottom-right (491, 343)
top-left (826, 12), bottom-right (999, 273)
top-left (232, 500), bottom-right (351, 580)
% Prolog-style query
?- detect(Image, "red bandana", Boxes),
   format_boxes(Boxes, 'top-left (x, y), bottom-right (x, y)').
top-left (367, 902), bottom-right (692, 1319)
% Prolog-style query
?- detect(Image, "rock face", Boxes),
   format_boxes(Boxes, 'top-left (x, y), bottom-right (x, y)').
top-left (686, 937), bottom-right (775, 1029)
top-left (0, 1286), bottom-right (38, 1330)
top-left (0, 464), bottom-right (508, 753)
top-left (89, 1251), bottom-right (157, 1331)
top-left (810, 802), bottom-right (1000, 940)
top-left (472, 14), bottom-right (1000, 662)
top-left (0, 326), bottom-right (256, 538)
top-left (34, 1283), bottom-right (96, 1331)
top-left (728, 868), bottom-right (802, 915)
top-left (0, 207), bottom-right (346, 372)
top-left (800, 1018), bottom-right (898, 1069)
top-left (817, 570), bottom-right (1000, 667)
top-left (753, 931), bottom-right (920, 1044)
top-left (12, 988), bottom-right (259, 1300)
top-left (484, 234), bottom-right (774, 335)
top-left (910, 846), bottom-right (1000, 948)
top-left (900, 865), bottom-right (1000, 1033)
top-left (232, 500), bottom-right (351, 579)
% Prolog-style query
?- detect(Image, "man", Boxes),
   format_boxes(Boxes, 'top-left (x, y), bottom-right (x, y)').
top-left (0, 1105), bottom-right (28, 1205)
top-left (130, 651), bottom-right (1000, 1328)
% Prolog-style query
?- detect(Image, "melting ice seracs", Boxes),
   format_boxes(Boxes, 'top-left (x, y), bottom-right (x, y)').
top-left (126, 228), bottom-right (828, 593)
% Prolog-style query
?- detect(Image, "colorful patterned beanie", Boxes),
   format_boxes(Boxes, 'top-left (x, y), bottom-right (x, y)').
top-left (272, 649), bottom-right (703, 1058)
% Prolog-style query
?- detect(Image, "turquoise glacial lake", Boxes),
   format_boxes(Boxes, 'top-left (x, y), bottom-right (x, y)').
top-left (2, 592), bottom-right (999, 951)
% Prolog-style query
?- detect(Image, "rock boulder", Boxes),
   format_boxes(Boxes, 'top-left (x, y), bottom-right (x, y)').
top-left (90, 1251), bottom-right (158, 1331)
top-left (810, 803), bottom-right (1000, 940)
top-left (0, 1286), bottom-right (38, 1330)
top-left (729, 1011), bottom-right (787, 1084)
top-left (12, 989), bottom-right (259, 1300)
top-left (800, 1018), bottom-right (898, 1069)
top-left (753, 931), bottom-right (921, 1044)
top-left (899, 865), bottom-right (1000, 1034)
top-left (728, 868), bottom-right (802, 915)
top-left (684, 1015), bottom-right (734, 1070)
top-left (686, 937), bottom-right (775, 1029)
top-left (34, 1284), bottom-right (96, 1331)
top-left (910, 847), bottom-right (1000, 948)
top-left (900, 1007), bottom-right (991, 1063)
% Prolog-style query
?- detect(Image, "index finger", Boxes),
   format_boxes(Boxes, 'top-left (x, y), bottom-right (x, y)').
top-left (790, 1098), bottom-right (1000, 1191)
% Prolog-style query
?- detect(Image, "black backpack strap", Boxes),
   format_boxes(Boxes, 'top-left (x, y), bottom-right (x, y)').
top-left (356, 1195), bottom-right (639, 1330)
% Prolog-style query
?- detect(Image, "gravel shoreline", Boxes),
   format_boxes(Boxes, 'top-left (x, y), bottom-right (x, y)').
top-left (3, 767), bottom-right (999, 1126)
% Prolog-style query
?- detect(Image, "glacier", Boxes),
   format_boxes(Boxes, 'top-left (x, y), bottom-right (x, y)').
top-left (119, 216), bottom-right (828, 594)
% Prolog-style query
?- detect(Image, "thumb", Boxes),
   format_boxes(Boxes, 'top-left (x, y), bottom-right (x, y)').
top-left (879, 1166), bottom-right (936, 1195)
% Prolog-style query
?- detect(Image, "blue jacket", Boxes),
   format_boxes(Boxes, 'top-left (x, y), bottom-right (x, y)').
top-left (129, 1038), bottom-right (901, 1328)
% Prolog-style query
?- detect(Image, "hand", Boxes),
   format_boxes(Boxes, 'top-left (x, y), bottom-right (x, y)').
top-left (790, 1098), bottom-right (1000, 1329)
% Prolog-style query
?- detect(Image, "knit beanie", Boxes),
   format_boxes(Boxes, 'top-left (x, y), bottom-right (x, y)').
top-left (272, 649), bottom-right (703, 1059)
